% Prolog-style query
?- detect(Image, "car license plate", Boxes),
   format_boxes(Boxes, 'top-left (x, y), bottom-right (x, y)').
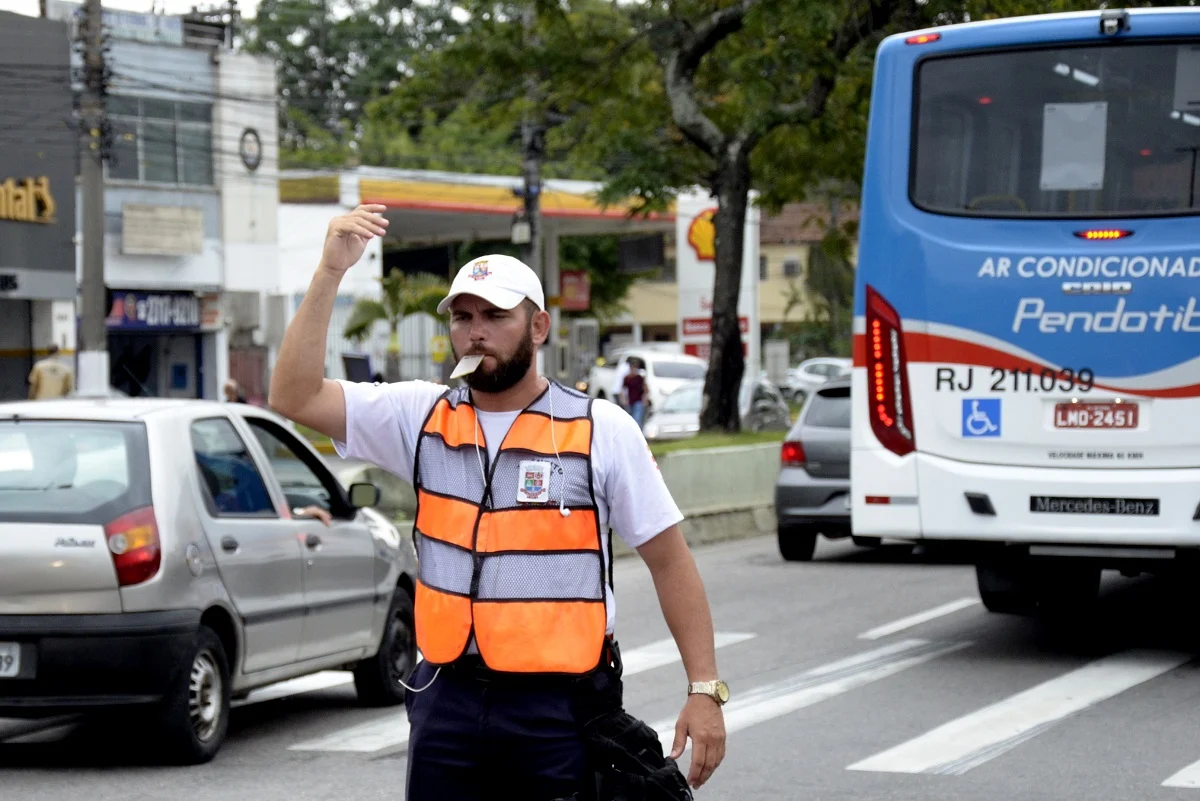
top-left (0, 642), bottom-right (19, 678)
top-left (1054, 402), bottom-right (1138, 429)
top-left (1030, 496), bottom-right (1159, 516)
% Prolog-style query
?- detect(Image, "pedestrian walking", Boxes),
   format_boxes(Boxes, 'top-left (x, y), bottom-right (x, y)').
top-left (27, 344), bottom-right (73, 400)
top-left (622, 357), bottom-right (649, 429)
top-left (269, 205), bottom-right (727, 801)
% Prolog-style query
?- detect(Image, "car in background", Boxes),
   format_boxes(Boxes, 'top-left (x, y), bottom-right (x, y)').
top-left (0, 398), bottom-right (418, 765)
top-left (774, 378), bottom-right (873, 561)
top-left (783, 357), bottom-right (852, 402)
top-left (643, 376), bottom-right (792, 441)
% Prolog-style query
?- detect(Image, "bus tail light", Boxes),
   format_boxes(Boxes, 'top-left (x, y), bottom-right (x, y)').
top-left (865, 286), bottom-right (916, 456)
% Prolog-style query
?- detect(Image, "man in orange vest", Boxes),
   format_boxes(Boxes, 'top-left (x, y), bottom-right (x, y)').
top-left (270, 205), bottom-right (728, 800)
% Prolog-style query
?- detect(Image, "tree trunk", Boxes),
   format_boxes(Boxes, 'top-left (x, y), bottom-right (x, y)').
top-left (386, 322), bottom-right (401, 382)
top-left (699, 152), bottom-right (751, 433)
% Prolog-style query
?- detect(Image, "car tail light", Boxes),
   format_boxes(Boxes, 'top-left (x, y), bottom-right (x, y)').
top-left (905, 32), bottom-right (941, 45)
top-left (104, 507), bottom-right (161, 587)
top-left (865, 285), bottom-right (916, 456)
top-left (781, 440), bottom-right (806, 467)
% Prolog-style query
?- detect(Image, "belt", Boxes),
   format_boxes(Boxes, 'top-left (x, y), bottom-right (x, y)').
top-left (443, 638), bottom-right (623, 685)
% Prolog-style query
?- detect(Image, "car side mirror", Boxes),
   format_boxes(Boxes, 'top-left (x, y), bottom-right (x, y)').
top-left (348, 482), bottom-right (381, 509)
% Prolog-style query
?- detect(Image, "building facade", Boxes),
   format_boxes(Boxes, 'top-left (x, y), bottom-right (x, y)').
top-left (46, 1), bottom-right (279, 401)
top-left (0, 11), bottom-right (79, 400)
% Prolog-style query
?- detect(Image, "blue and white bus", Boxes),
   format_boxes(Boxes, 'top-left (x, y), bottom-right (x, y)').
top-left (850, 7), bottom-right (1200, 613)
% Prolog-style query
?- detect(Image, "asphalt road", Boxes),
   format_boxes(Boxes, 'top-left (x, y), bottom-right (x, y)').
top-left (7, 532), bottom-right (1200, 800)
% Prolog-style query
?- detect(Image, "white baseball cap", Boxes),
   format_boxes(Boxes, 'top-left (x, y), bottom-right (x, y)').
top-left (436, 254), bottom-right (546, 315)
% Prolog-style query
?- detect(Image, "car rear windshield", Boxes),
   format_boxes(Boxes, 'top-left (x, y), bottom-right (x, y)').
top-left (913, 41), bottom-right (1200, 217)
top-left (0, 420), bottom-right (151, 524)
top-left (805, 390), bottom-right (850, 428)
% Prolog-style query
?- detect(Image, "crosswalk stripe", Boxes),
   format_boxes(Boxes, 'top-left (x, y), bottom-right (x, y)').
top-left (847, 649), bottom-right (1190, 776)
top-left (1162, 758), bottom-right (1200, 788)
top-left (858, 598), bottom-right (980, 640)
top-left (232, 671), bottom-right (353, 708)
top-left (288, 631), bottom-right (757, 754)
top-left (652, 638), bottom-right (969, 755)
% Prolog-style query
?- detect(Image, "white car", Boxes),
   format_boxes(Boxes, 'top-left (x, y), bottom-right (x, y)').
top-left (586, 348), bottom-right (708, 411)
top-left (784, 357), bottom-right (851, 401)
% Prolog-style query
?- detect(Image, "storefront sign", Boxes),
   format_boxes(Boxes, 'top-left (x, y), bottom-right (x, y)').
top-left (559, 270), bottom-right (590, 311)
top-left (0, 16), bottom-right (76, 300)
top-left (0, 177), bottom-right (56, 224)
top-left (107, 290), bottom-right (201, 330)
top-left (122, 204), bottom-right (204, 256)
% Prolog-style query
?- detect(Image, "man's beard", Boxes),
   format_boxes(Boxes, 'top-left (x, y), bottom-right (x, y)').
top-left (456, 325), bottom-right (535, 393)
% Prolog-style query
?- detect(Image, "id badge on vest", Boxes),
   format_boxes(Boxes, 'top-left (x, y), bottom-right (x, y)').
top-left (516, 460), bottom-right (552, 504)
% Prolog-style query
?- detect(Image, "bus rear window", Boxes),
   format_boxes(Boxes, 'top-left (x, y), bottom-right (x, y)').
top-left (912, 41), bottom-right (1200, 217)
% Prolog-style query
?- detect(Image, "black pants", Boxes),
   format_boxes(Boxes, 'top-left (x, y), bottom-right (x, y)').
top-left (404, 658), bottom-right (594, 801)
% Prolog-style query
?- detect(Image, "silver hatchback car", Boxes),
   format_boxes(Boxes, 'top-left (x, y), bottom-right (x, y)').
top-left (0, 398), bottom-right (418, 764)
top-left (774, 378), bottom-right (858, 561)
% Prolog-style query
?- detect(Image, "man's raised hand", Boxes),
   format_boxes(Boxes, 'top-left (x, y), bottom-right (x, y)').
top-left (319, 204), bottom-right (389, 276)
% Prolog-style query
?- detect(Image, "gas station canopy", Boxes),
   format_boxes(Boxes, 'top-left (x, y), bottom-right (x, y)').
top-left (279, 166), bottom-right (677, 247)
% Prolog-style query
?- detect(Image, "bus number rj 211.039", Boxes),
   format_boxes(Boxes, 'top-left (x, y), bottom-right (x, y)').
top-left (935, 366), bottom-right (1095, 393)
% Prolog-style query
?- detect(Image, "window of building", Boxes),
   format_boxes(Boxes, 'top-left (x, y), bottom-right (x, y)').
top-left (107, 96), bottom-right (214, 186)
top-left (783, 257), bottom-right (801, 278)
top-left (759, 255), bottom-right (768, 280)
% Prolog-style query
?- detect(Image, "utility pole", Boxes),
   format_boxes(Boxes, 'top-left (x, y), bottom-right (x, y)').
top-left (520, 2), bottom-right (543, 275)
top-left (78, 0), bottom-right (109, 395)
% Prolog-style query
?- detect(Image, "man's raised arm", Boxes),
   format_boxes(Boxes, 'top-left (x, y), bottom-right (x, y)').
top-left (268, 205), bottom-right (389, 442)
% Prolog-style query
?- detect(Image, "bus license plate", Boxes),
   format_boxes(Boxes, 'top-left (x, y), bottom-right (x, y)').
top-left (1054, 402), bottom-right (1138, 429)
top-left (0, 642), bottom-right (19, 678)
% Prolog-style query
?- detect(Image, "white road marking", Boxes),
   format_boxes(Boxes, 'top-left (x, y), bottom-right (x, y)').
top-left (857, 598), bottom-right (980, 640)
top-left (653, 638), bottom-right (969, 755)
top-left (232, 670), bottom-right (354, 708)
top-left (289, 632), bottom-right (757, 753)
top-left (1162, 758), bottom-right (1200, 788)
top-left (621, 632), bottom-right (756, 675)
top-left (848, 649), bottom-right (1190, 776)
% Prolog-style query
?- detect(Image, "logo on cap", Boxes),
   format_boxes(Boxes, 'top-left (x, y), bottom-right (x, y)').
top-left (470, 259), bottom-right (490, 281)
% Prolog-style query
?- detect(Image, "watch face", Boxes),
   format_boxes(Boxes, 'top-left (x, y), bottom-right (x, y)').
top-left (717, 681), bottom-right (730, 703)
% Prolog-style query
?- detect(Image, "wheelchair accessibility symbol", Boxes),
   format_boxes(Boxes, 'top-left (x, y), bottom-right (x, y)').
top-left (962, 398), bottom-right (1001, 438)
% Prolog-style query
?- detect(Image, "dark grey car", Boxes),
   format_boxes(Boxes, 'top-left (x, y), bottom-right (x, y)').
top-left (774, 379), bottom-right (869, 561)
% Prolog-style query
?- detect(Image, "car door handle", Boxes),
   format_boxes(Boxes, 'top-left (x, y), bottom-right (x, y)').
top-left (305, 533), bottom-right (322, 550)
top-left (221, 536), bottom-right (238, 553)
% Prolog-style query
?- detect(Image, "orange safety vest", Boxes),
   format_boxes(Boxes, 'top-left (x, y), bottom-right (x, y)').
top-left (412, 382), bottom-right (608, 674)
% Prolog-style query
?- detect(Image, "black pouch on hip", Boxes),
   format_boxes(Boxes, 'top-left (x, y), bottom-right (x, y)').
top-left (570, 642), bottom-right (694, 801)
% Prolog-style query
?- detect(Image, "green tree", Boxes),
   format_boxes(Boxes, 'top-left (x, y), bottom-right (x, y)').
top-left (242, 0), bottom-right (464, 165)
top-left (343, 270), bottom-right (450, 381)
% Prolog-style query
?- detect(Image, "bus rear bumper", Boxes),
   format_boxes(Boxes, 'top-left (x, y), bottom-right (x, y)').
top-left (853, 449), bottom-right (1200, 549)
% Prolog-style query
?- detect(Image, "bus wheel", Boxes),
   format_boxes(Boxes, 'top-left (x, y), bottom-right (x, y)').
top-left (975, 561), bottom-right (1039, 615)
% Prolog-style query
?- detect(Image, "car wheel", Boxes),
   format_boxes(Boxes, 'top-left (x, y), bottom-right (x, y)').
top-left (777, 525), bottom-right (817, 562)
top-left (353, 584), bottom-right (417, 707)
top-left (158, 625), bottom-right (230, 765)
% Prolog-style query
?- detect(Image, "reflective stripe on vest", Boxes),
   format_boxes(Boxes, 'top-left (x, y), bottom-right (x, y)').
top-left (412, 382), bottom-right (607, 674)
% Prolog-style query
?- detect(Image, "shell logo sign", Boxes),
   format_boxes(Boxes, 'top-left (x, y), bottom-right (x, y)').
top-left (686, 207), bottom-right (717, 261)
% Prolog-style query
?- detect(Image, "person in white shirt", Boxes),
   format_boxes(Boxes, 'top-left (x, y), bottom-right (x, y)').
top-left (268, 205), bottom-right (727, 801)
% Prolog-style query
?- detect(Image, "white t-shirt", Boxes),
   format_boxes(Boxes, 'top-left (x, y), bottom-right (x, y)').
top-left (332, 378), bottom-right (684, 637)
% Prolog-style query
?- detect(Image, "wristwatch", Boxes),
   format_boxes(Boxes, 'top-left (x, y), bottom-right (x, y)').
top-left (688, 679), bottom-right (730, 705)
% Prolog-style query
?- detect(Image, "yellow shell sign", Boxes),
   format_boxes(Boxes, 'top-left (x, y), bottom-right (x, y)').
top-left (686, 207), bottom-right (717, 261)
